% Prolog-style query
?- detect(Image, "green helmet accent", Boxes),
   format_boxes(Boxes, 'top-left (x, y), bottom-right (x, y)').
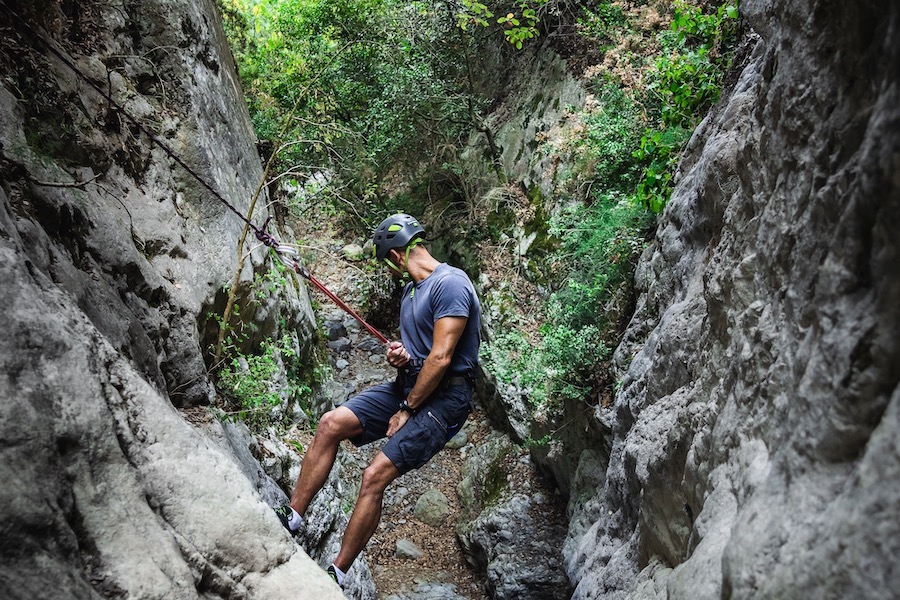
top-left (373, 213), bottom-right (425, 260)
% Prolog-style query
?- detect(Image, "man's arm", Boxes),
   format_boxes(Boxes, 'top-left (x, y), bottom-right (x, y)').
top-left (404, 315), bottom-right (468, 410)
top-left (386, 316), bottom-right (467, 437)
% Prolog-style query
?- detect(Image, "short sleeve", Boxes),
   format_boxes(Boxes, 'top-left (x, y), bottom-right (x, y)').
top-left (431, 273), bottom-right (474, 321)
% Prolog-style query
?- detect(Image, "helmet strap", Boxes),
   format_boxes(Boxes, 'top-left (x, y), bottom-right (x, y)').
top-left (384, 238), bottom-right (421, 278)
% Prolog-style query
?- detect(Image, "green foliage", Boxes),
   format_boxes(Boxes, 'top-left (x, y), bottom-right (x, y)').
top-left (217, 0), bottom-right (395, 184)
top-left (480, 193), bottom-right (652, 408)
top-left (524, 434), bottom-right (553, 449)
top-left (576, 2), bottom-right (627, 49)
top-left (482, 317), bottom-right (606, 407)
top-left (492, 0), bottom-right (741, 413)
top-left (671, 1), bottom-right (740, 50)
top-left (218, 340), bottom-right (283, 412)
top-left (456, 0), bottom-right (548, 49)
top-left (455, 0), bottom-right (494, 29)
top-left (633, 125), bottom-right (691, 213)
top-left (540, 322), bottom-right (607, 402)
top-left (482, 191), bottom-right (648, 406)
top-left (575, 85), bottom-right (643, 192)
top-left (550, 194), bottom-right (648, 320)
top-left (480, 328), bottom-right (546, 404)
top-left (543, 194), bottom-right (649, 395)
top-left (217, 0), bottom-right (550, 234)
top-left (213, 0), bottom-right (742, 417)
top-left (634, 0), bottom-right (740, 212)
top-left (216, 332), bottom-right (319, 428)
top-left (253, 259), bottom-right (290, 300)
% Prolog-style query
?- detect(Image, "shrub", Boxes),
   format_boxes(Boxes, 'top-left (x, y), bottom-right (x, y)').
top-left (576, 85), bottom-right (643, 193)
top-left (634, 1), bottom-right (740, 212)
top-left (216, 335), bottom-right (316, 427)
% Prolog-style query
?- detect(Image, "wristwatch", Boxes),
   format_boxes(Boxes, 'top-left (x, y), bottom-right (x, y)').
top-left (399, 400), bottom-right (417, 415)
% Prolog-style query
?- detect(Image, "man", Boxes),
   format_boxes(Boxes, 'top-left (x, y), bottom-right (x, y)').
top-left (275, 213), bottom-right (481, 588)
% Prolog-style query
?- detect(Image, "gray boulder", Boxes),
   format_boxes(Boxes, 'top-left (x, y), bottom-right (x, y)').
top-left (458, 494), bottom-right (571, 600)
top-left (455, 432), bottom-right (571, 599)
top-left (414, 488), bottom-right (451, 527)
top-left (0, 211), bottom-right (339, 597)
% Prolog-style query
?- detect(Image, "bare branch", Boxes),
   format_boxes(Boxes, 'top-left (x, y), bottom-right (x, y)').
top-left (29, 171), bottom-right (104, 188)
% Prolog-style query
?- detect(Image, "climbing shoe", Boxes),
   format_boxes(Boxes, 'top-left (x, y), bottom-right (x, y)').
top-left (274, 504), bottom-right (297, 533)
top-left (326, 565), bottom-right (343, 589)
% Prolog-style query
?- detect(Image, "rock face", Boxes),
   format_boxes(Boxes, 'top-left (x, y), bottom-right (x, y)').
top-left (0, 0), bottom-right (343, 597)
top-left (456, 432), bottom-right (571, 599)
top-left (562, 1), bottom-right (900, 598)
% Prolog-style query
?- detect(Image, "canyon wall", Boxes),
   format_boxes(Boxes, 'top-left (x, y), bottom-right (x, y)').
top-left (0, 0), bottom-right (341, 597)
top-left (562, 1), bottom-right (900, 597)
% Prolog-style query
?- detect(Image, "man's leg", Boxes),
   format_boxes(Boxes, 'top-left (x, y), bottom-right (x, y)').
top-left (333, 451), bottom-right (399, 572)
top-left (290, 406), bottom-right (363, 515)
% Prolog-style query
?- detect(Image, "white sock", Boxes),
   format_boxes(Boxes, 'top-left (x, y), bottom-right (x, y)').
top-left (331, 564), bottom-right (346, 585)
top-left (287, 507), bottom-right (304, 532)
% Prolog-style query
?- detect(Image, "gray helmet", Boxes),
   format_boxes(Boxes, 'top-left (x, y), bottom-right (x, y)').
top-left (373, 214), bottom-right (425, 260)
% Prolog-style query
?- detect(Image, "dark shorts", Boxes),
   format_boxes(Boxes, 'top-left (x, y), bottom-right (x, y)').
top-left (343, 376), bottom-right (473, 475)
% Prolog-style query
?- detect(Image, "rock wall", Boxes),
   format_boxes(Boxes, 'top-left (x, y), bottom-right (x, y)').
top-left (564, 1), bottom-right (900, 597)
top-left (0, 0), bottom-right (342, 597)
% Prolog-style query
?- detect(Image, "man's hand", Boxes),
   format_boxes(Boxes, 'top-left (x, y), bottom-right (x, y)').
top-left (387, 410), bottom-right (411, 437)
top-left (387, 341), bottom-right (410, 368)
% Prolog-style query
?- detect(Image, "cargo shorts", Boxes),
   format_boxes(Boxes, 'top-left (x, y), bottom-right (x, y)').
top-left (343, 374), bottom-right (473, 475)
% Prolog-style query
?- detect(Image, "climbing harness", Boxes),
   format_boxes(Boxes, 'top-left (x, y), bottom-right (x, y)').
top-left (3, 2), bottom-right (390, 345)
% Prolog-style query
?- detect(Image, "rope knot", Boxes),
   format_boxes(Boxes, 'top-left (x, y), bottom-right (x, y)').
top-left (254, 216), bottom-right (279, 248)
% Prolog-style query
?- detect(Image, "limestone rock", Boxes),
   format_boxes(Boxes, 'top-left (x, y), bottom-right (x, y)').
top-left (0, 197), bottom-right (340, 597)
top-left (457, 494), bottom-right (571, 600)
top-left (414, 488), bottom-right (451, 527)
top-left (445, 429), bottom-right (468, 450)
top-left (383, 581), bottom-right (469, 600)
top-left (456, 431), bottom-right (515, 519)
top-left (342, 243), bottom-right (366, 261)
top-left (0, 1), bottom-right (360, 597)
top-left (454, 432), bottom-right (571, 599)
top-left (395, 539), bottom-right (425, 560)
top-left (558, 2), bottom-right (900, 598)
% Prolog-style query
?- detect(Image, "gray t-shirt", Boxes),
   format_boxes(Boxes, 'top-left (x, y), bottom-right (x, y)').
top-left (399, 263), bottom-right (481, 375)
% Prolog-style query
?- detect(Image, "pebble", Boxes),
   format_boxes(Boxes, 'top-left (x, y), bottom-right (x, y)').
top-left (324, 319), bottom-right (346, 341)
top-left (342, 243), bottom-right (365, 261)
top-left (327, 337), bottom-right (351, 352)
top-left (358, 338), bottom-right (383, 352)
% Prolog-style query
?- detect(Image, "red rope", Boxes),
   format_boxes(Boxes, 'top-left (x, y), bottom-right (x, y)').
top-left (253, 218), bottom-right (389, 346)
top-left (306, 273), bottom-right (389, 345)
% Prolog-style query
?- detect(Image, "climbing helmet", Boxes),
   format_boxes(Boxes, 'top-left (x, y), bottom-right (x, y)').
top-left (373, 213), bottom-right (425, 260)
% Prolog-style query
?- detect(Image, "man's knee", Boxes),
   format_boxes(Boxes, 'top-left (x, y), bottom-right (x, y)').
top-left (316, 406), bottom-right (362, 441)
top-left (360, 455), bottom-right (399, 495)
